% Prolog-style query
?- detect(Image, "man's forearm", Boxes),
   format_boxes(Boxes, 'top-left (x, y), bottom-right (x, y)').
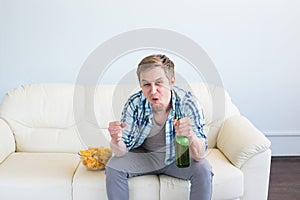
top-left (188, 135), bottom-right (206, 162)
top-left (110, 140), bottom-right (127, 157)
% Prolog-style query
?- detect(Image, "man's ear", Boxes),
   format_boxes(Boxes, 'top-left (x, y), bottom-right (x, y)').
top-left (170, 77), bottom-right (175, 87)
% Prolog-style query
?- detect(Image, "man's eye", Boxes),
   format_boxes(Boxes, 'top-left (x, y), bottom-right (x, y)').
top-left (156, 81), bottom-right (162, 85)
top-left (143, 83), bottom-right (150, 87)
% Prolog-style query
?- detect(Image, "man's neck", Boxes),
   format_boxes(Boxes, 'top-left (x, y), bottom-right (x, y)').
top-left (153, 107), bottom-right (171, 126)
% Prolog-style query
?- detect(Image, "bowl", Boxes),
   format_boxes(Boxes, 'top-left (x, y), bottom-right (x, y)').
top-left (79, 146), bottom-right (112, 170)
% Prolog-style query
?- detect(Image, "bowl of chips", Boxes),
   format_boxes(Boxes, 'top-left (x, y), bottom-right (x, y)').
top-left (79, 146), bottom-right (112, 170)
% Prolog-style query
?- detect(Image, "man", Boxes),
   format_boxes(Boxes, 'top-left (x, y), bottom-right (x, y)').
top-left (106, 54), bottom-right (213, 200)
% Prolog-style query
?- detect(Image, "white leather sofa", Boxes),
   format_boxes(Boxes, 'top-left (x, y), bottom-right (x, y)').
top-left (0, 83), bottom-right (271, 200)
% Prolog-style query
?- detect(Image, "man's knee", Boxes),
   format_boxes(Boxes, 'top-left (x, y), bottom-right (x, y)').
top-left (106, 166), bottom-right (128, 180)
top-left (191, 159), bottom-right (213, 180)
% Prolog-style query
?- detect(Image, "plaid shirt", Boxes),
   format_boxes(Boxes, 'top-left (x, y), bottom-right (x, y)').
top-left (120, 86), bottom-right (207, 165)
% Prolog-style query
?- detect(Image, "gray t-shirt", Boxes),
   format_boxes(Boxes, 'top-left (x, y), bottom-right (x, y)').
top-left (142, 119), bottom-right (166, 153)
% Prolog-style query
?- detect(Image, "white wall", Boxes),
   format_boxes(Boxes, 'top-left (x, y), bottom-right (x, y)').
top-left (0, 0), bottom-right (299, 155)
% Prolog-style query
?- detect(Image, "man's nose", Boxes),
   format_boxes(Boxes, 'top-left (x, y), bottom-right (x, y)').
top-left (150, 84), bottom-right (157, 94)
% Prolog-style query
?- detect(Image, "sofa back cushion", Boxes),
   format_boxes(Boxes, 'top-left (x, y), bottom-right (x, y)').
top-left (180, 83), bottom-right (240, 147)
top-left (0, 84), bottom-right (83, 152)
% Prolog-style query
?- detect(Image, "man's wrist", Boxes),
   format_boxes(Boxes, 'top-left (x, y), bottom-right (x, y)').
top-left (110, 140), bottom-right (127, 157)
top-left (187, 133), bottom-right (198, 144)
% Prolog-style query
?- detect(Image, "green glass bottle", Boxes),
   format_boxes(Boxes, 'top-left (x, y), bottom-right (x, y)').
top-left (175, 136), bottom-right (190, 168)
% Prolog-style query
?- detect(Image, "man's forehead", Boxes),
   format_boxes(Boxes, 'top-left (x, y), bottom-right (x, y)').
top-left (140, 67), bottom-right (166, 78)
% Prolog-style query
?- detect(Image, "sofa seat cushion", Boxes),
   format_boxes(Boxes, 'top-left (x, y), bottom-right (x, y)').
top-left (73, 163), bottom-right (160, 200)
top-left (207, 149), bottom-right (244, 199)
top-left (0, 152), bottom-right (79, 200)
top-left (159, 148), bottom-right (243, 200)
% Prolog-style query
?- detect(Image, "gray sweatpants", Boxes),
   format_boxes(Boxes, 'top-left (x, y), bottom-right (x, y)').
top-left (105, 148), bottom-right (213, 200)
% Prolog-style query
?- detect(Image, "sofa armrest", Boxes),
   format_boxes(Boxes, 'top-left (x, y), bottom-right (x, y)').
top-left (0, 118), bottom-right (15, 163)
top-left (217, 115), bottom-right (271, 168)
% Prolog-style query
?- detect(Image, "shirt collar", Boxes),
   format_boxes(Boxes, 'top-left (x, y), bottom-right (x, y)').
top-left (171, 87), bottom-right (182, 119)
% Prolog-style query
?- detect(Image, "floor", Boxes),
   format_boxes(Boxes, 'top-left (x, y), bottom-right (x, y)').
top-left (268, 156), bottom-right (300, 200)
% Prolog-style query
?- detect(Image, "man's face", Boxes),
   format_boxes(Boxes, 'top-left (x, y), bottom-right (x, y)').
top-left (139, 66), bottom-right (175, 112)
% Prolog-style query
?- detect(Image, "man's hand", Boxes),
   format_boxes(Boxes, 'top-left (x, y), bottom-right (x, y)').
top-left (173, 117), bottom-right (193, 139)
top-left (108, 121), bottom-right (126, 143)
top-left (108, 121), bottom-right (127, 157)
top-left (173, 117), bottom-right (206, 162)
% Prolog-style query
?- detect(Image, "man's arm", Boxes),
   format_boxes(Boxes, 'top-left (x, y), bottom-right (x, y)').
top-left (188, 134), bottom-right (206, 161)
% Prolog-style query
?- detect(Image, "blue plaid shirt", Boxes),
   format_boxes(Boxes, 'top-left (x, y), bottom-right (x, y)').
top-left (120, 86), bottom-right (207, 165)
